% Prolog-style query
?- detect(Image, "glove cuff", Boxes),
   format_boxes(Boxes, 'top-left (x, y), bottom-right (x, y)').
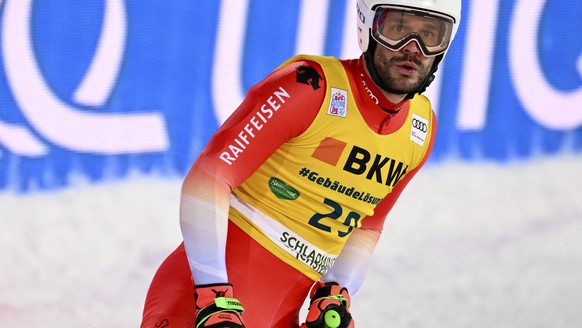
top-left (194, 283), bottom-right (235, 310)
top-left (310, 281), bottom-right (351, 308)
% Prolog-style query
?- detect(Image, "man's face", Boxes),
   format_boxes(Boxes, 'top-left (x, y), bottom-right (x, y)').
top-left (372, 40), bottom-right (436, 94)
top-left (371, 11), bottom-right (444, 94)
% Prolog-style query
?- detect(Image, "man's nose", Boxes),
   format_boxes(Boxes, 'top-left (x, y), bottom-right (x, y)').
top-left (401, 39), bottom-right (422, 55)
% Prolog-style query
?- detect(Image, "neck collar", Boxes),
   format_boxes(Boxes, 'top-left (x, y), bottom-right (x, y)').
top-left (356, 56), bottom-right (405, 113)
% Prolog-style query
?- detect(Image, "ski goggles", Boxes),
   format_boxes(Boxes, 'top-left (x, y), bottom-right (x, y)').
top-left (369, 5), bottom-right (455, 57)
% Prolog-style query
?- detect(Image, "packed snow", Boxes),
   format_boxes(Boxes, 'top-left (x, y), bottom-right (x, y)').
top-left (1, 156), bottom-right (581, 327)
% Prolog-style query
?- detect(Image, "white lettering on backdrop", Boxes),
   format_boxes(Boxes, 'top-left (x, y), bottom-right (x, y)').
top-left (1, 0), bottom-right (169, 155)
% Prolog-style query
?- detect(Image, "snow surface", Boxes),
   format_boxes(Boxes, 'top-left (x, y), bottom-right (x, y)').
top-left (1, 156), bottom-right (581, 327)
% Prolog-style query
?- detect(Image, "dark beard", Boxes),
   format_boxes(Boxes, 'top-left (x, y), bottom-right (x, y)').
top-left (375, 53), bottom-right (432, 94)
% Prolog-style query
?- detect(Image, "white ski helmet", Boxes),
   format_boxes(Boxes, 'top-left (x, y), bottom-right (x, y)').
top-left (357, 0), bottom-right (462, 56)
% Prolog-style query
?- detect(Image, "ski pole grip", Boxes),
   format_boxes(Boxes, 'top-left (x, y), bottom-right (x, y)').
top-left (323, 309), bottom-right (341, 328)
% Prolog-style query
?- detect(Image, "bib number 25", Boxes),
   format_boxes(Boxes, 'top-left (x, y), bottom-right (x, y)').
top-left (308, 198), bottom-right (361, 237)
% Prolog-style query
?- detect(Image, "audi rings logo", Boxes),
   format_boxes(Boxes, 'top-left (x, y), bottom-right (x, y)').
top-left (410, 113), bottom-right (429, 147)
top-left (412, 118), bottom-right (428, 132)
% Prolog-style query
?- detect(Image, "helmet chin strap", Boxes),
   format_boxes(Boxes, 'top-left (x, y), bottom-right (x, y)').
top-left (363, 39), bottom-right (443, 100)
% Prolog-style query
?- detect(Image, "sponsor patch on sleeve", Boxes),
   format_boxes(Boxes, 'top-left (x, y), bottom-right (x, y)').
top-left (410, 113), bottom-right (428, 147)
top-left (326, 88), bottom-right (348, 118)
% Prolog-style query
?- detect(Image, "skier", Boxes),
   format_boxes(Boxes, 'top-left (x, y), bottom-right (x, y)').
top-left (141, 0), bottom-right (462, 327)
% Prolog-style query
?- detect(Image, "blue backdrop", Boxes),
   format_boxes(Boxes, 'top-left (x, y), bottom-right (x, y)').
top-left (1, 0), bottom-right (581, 192)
